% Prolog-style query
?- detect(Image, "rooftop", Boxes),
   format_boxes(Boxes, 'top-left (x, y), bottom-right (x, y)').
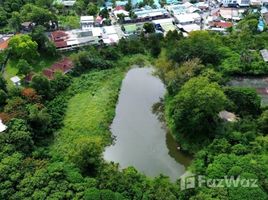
top-left (80, 16), bottom-right (94, 22)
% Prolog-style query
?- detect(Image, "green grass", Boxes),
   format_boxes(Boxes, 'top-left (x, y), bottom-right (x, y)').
top-left (50, 67), bottom-right (125, 160)
top-left (50, 54), bottom-right (153, 161)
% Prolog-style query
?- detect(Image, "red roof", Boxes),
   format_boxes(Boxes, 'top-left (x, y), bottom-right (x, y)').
top-left (51, 31), bottom-right (68, 42)
top-left (25, 58), bottom-right (74, 81)
top-left (43, 69), bottom-right (54, 80)
top-left (24, 72), bottom-right (34, 82)
top-left (43, 57), bottom-right (74, 79)
top-left (211, 21), bottom-right (233, 28)
top-left (54, 41), bottom-right (68, 48)
top-left (50, 57), bottom-right (73, 73)
top-left (115, 6), bottom-right (125, 11)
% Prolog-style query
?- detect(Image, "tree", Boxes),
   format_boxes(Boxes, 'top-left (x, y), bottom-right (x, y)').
top-left (258, 110), bottom-right (268, 134)
top-left (0, 7), bottom-right (8, 26)
top-left (155, 57), bottom-right (204, 95)
top-left (8, 35), bottom-right (39, 62)
top-left (99, 8), bottom-right (109, 19)
top-left (51, 72), bottom-right (71, 94)
top-left (168, 31), bottom-right (223, 65)
top-left (16, 59), bottom-right (33, 76)
top-left (28, 105), bottom-right (52, 137)
top-left (8, 11), bottom-right (21, 32)
top-left (0, 89), bottom-right (7, 106)
top-left (30, 25), bottom-right (48, 51)
top-left (224, 87), bottom-right (261, 116)
top-left (0, 75), bottom-right (7, 92)
top-left (147, 34), bottom-right (162, 57)
top-left (5, 118), bottom-right (33, 152)
top-left (21, 88), bottom-right (40, 103)
top-left (69, 138), bottom-right (103, 175)
top-left (143, 23), bottom-right (155, 33)
top-left (87, 3), bottom-right (98, 16)
top-left (167, 77), bottom-right (229, 152)
top-left (20, 4), bottom-right (57, 29)
top-left (30, 75), bottom-right (51, 98)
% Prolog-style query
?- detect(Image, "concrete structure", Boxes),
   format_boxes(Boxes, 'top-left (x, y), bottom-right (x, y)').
top-left (219, 8), bottom-right (245, 20)
top-left (10, 76), bottom-right (21, 86)
top-left (80, 16), bottom-right (94, 30)
top-left (260, 49), bottom-right (268, 62)
top-left (174, 13), bottom-right (201, 24)
top-left (102, 26), bottom-right (120, 44)
top-left (134, 8), bottom-right (169, 21)
top-left (54, 0), bottom-right (76, 6)
top-left (51, 28), bottom-right (102, 50)
top-left (0, 119), bottom-right (7, 133)
top-left (177, 23), bottom-right (200, 32)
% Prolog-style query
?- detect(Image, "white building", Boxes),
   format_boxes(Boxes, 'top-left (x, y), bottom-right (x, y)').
top-left (0, 119), bottom-right (7, 132)
top-left (80, 16), bottom-right (94, 30)
top-left (177, 23), bottom-right (200, 33)
top-left (54, 0), bottom-right (76, 6)
top-left (174, 13), bottom-right (201, 25)
top-left (10, 76), bottom-right (21, 86)
top-left (102, 26), bottom-right (120, 44)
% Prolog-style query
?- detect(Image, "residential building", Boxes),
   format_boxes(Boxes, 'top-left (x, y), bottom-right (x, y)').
top-left (260, 49), bottom-right (268, 62)
top-left (0, 35), bottom-right (10, 51)
top-left (10, 76), bottom-right (21, 86)
top-left (51, 29), bottom-right (102, 50)
top-left (80, 16), bottom-right (94, 30)
top-left (174, 13), bottom-right (201, 25)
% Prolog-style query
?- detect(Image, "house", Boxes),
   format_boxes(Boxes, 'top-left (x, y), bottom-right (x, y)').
top-left (10, 76), bottom-right (21, 86)
top-left (51, 29), bottom-right (102, 50)
top-left (133, 8), bottom-right (169, 22)
top-left (102, 26), bottom-right (120, 44)
top-left (210, 21), bottom-right (233, 28)
top-left (174, 13), bottom-right (201, 25)
top-left (43, 58), bottom-right (74, 80)
top-left (263, 12), bottom-right (268, 25)
top-left (219, 8), bottom-right (245, 20)
top-left (251, 0), bottom-right (262, 6)
top-left (177, 23), bottom-right (200, 33)
top-left (80, 16), bottom-right (94, 30)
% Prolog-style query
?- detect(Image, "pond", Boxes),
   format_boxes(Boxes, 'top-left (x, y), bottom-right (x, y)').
top-left (229, 77), bottom-right (268, 105)
top-left (104, 67), bottom-right (191, 181)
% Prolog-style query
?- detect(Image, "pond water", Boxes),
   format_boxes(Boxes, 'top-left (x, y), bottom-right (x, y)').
top-left (229, 77), bottom-right (268, 105)
top-left (104, 67), bottom-right (191, 181)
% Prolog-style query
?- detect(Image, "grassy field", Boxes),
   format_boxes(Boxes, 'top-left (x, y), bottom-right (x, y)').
top-left (50, 54), bottom-right (152, 161)
top-left (50, 67), bottom-right (125, 160)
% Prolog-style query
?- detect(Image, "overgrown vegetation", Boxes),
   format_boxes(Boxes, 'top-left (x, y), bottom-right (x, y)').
top-left (1, 7), bottom-right (268, 199)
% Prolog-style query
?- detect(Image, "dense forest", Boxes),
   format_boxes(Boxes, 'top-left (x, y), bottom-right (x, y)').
top-left (0, 0), bottom-right (268, 199)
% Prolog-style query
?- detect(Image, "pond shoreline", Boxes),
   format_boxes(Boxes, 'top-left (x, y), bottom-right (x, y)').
top-left (104, 67), bottom-right (191, 181)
